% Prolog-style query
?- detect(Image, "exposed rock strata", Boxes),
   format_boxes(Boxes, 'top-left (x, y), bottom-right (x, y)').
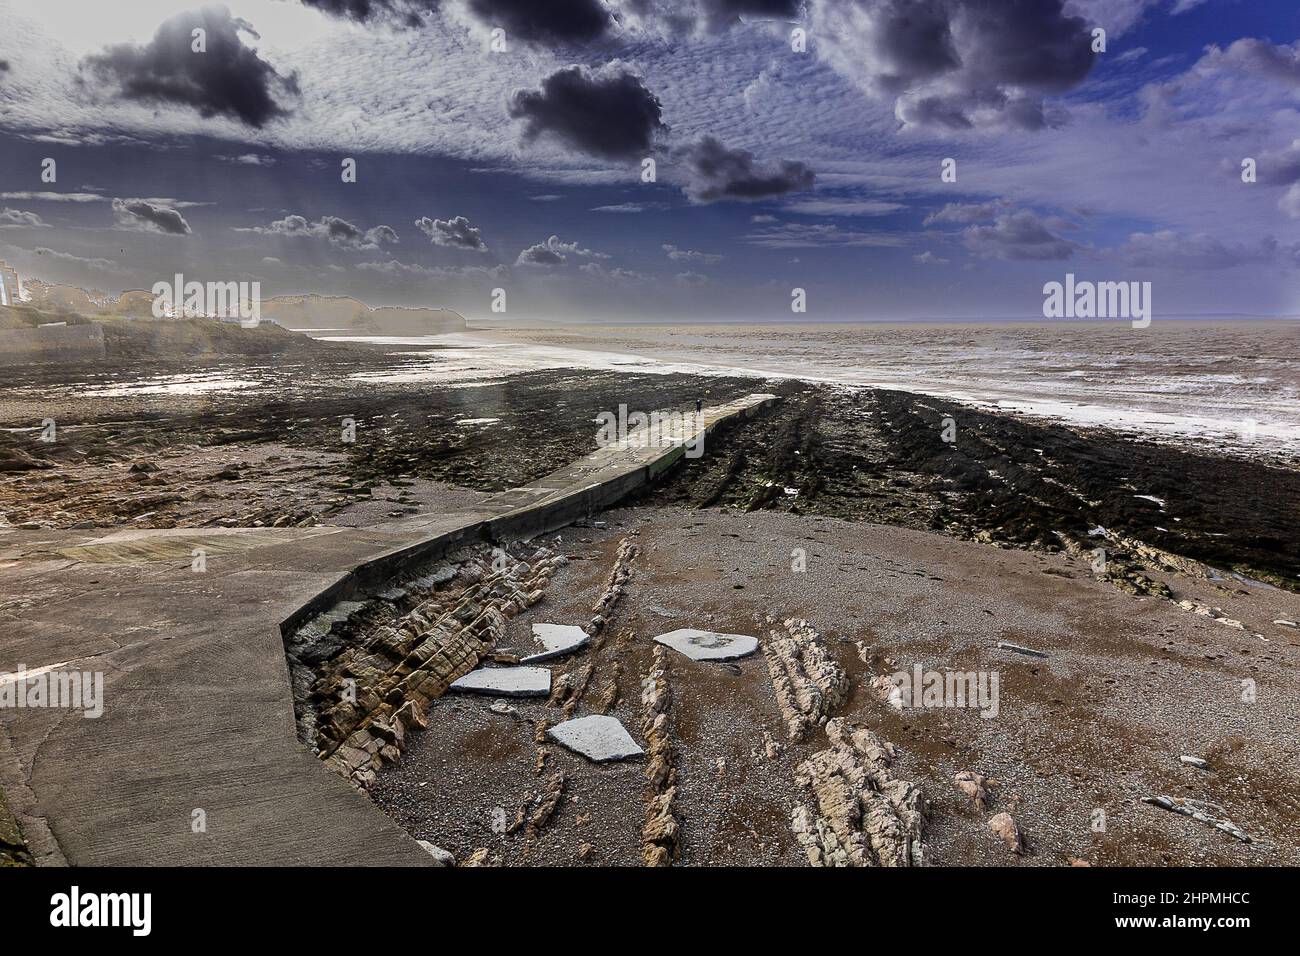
top-left (589, 535), bottom-right (638, 641)
top-left (0, 791), bottom-right (32, 867)
top-left (762, 617), bottom-right (848, 742)
top-left (509, 771), bottom-right (567, 841)
top-left (287, 546), bottom-right (561, 789)
top-left (1058, 532), bottom-right (1173, 599)
top-left (791, 718), bottom-right (925, 867)
top-left (1142, 795), bottom-right (1251, 844)
top-left (640, 644), bottom-right (680, 866)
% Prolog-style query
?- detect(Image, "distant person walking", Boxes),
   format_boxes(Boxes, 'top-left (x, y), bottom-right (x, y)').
top-left (695, 398), bottom-right (702, 417)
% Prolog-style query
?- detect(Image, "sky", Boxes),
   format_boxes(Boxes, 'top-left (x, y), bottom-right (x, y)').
top-left (0, 0), bottom-right (1297, 322)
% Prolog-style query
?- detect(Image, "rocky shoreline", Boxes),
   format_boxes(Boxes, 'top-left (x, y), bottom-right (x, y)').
top-left (4, 344), bottom-right (1298, 866)
top-left (3, 346), bottom-right (1295, 603)
top-left (0, 352), bottom-right (759, 533)
top-left (643, 384), bottom-right (1300, 594)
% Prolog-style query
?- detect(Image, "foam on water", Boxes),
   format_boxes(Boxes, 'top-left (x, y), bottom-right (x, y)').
top-left (325, 325), bottom-right (1299, 464)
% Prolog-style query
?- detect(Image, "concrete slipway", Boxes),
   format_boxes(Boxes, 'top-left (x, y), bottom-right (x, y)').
top-left (0, 394), bottom-right (775, 866)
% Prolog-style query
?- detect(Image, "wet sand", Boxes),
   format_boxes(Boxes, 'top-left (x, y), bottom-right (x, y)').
top-left (0, 349), bottom-right (759, 531)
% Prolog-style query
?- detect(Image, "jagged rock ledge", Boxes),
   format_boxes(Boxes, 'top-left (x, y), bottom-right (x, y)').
top-left (286, 543), bottom-right (563, 790)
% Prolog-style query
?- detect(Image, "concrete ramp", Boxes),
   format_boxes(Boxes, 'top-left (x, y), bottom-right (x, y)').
top-left (0, 393), bottom-right (775, 866)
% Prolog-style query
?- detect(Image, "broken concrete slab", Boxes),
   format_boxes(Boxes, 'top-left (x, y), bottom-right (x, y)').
top-left (547, 715), bottom-right (643, 762)
top-left (449, 665), bottom-right (551, 697)
top-left (996, 640), bottom-right (1049, 658)
top-left (519, 623), bottom-right (589, 664)
top-left (654, 628), bottom-right (758, 662)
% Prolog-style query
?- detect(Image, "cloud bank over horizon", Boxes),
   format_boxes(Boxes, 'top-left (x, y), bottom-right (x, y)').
top-left (0, 0), bottom-right (1297, 320)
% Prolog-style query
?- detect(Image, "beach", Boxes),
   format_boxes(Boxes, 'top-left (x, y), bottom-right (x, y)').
top-left (2, 321), bottom-right (1298, 867)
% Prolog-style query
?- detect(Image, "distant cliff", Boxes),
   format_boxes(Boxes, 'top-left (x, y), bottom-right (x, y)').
top-left (21, 280), bottom-right (187, 317)
top-left (20, 279), bottom-right (115, 314)
top-left (259, 295), bottom-right (467, 335)
top-left (20, 283), bottom-right (467, 335)
top-left (0, 304), bottom-right (352, 365)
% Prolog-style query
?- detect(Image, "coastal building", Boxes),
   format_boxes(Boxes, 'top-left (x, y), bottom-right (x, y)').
top-left (0, 259), bottom-right (19, 307)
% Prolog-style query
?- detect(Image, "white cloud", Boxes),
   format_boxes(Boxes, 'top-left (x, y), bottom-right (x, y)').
top-left (0, 191), bottom-right (104, 203)
top-left (237, 214), bottom-right (398, 250)
top-left (0, 208), bottom-right (49, 228)
top-left (516, 235), bottom-right (610, 266)
top-left (744, 222), bottom-right (905, 248)
top-left (1116, 230), bottom-right (1290, 270)
top-left (662, 243), bottom-right (722, 264)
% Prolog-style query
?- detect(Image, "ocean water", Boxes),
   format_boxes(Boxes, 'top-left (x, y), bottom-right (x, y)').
top-left (320, 321), bottom-right (1300, 464)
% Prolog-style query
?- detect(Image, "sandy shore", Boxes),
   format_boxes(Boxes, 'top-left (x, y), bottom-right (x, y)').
top-left (369, 506), bottom-right (1300, 866)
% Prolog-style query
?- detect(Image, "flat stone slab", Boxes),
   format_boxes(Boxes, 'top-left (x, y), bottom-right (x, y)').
top-left (519, 623), bottom-right (589, 664)
top-left (654, 628), bottom-right (758, 661)
top-left (449, 665), bottom-right (551, 697)
top-left (546, 715), bottom-right (643, 762)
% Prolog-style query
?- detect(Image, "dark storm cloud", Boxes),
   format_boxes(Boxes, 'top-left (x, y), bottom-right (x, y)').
top-left (954, 0), bottom-right (1094, 91)
top-left (415, 215), bottom-right (486, 250)
top-left (81, 7), bottom-right (299, 128)
top-left (467, 0), bottom-right (612, 44)
top-left (112, 199), bottom-right (192, 235)
top-left (812, 0), bottom-right (1095, 130)
top-left (239, 214), bottom-right (398, 249)
top-left (674, 135), bottom-right (814, 203)
top-left (298, 0), bottom-right (441, 27)
top-left (509, 65), bottom-right (665, 161)
top-left (961, 210), bottom-right (1076, 261)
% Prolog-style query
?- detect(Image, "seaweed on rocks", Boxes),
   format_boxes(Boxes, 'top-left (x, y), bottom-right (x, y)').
top-left (651, 382), bottom-right (1300, 593)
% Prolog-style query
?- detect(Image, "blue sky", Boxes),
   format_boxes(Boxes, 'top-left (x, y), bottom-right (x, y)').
top-left (0, 0), bottom-right (1298, 321)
